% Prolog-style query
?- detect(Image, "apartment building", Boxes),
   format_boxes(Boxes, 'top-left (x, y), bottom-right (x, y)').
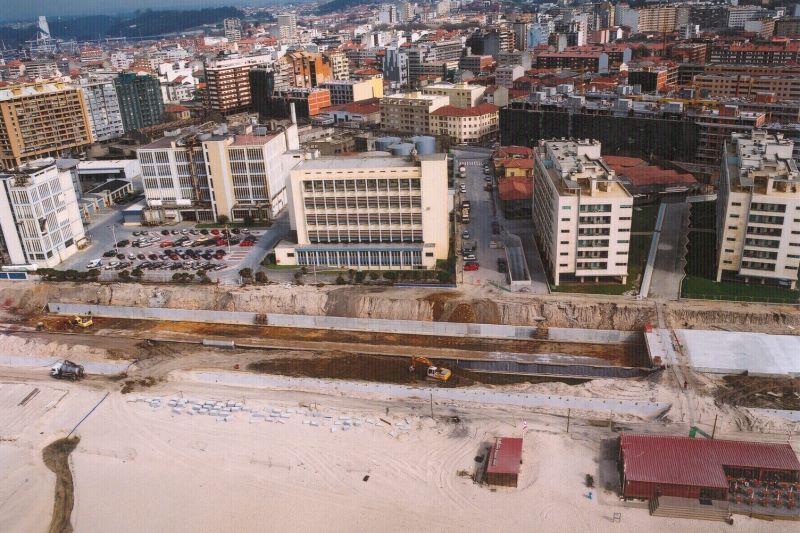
top-left (430, 103), bottom-right (499, 144)
top-left (532, 139), bottom-right (633, 286)
top-left (496, 65), bottom-right (525, 88)
top-left (204, 53), bottom-right (272, 115)
top-left (716, 131), bottom-right (800, 288)
top-left (223, 18), bottom-right (242, 43)
top-left (727, 5), bottom-right (765, 28)
top-left (690, 105), bottom-right (766, 172)
top-left (277, 13), bottom-right (298, 40)
top-left (0, 159), bottom-right (85, 268)
top-left (693, 74), bottom-right (800, 101)
top-left (709, 43), bottom-right (800, 65)
top-left (774, 16), bottom-right (800, 37)
top-left (324, 50), bottom-right (350, 80)
top-left (79, 77), bottom-right (125, 142)
top-left (421, 82), bottom-right (485, 108)
top-left (275, 153), bottom-right (449, 270)
top-left (136, 123), bottom-right (301, 224)
top-left (379, 92), bottom-right (449, 134)
top-left (0, 82), bottom-right (93, 170)
top-left (320, 78), bottom-right (383, 106)
top-left (459, 55), bottom-right (495, 74)
top-left (114, 72), bottom-right (165, 132)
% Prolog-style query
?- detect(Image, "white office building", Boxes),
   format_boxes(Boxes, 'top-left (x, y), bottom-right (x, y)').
top-left (137, 123), bottom-right (301, 224)
top-left (716, 130), bottom-right (800, 288)
top-left (0, 159), bottom-right (85, 268)
top-left (275, 153), bottom-right (450, 270)
top-left (532, 139), bottom-right (633, 286)
top-left (79, 77), bottom-right (125, 142)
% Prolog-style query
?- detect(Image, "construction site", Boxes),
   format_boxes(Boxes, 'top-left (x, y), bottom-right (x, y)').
top-left (0, 280), bottom-right (799, 532)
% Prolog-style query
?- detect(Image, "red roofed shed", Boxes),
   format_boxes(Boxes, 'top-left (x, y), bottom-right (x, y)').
top-left (486, 437), bottom-right (523, 487)
top-left (619, 434), bottom-right (800, 501)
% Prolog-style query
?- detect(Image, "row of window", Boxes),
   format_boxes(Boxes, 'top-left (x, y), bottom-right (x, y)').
top-left (306, 213), bottom-right (422, 226)
top-left (296, 249), bottom-right (424, 268)
top-left (306, 231), bottom-right (423, 244)
top-left (302, 179), bottom-right (421, 193)
top-left (304, 196), bottom-right (422, 209)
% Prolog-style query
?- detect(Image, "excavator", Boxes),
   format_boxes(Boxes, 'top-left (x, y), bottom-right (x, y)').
top-left (71, 315), bottom-right (93, 328)
top-left (409, 356), bottom-right (452, 383)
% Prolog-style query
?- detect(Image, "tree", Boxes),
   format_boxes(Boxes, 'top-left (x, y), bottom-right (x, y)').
top-left (335, 275), bottom-right (347, 285)
top-left (65, 269), bottom-right (79, 281)
top-left (217, 214), bottom-right (229, 225)
top-left (369, 272), bottom-right (380, 280)
top-left (354, 271), bottom-right (366, 283)
top-left (172, 272), bottom-right (184, 282)
top-left (254, 271), bottom-right (268, 283)
top-left (118, 269), bottom-right (131, 281)
top-left (243, 215), bottom-right (255, 226)
top-left (437, 271), bottom-right (453, 283)
top-left (239, 267), bottom-right (253, 278)
top-left (382, 271), bottom-right (397, 281)
top-left (348, 268), bottom-right (355, 280)
top-left (86, 268), bottom-right (101, 280)
top-left (131, 268), bottom-right (144, 280)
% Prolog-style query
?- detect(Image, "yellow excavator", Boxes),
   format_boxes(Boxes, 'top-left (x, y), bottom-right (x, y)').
top-left (410, 356), bottom-right (452, 382)
top-left (72, 315), bottom-right (93, 328)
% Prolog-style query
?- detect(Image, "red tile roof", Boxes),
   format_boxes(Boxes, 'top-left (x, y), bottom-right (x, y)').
top-left (621, 434), bottom-right (800, 489)
top-left (486, 437), bottom-right (523, 475)
top-left (430, 103), bottom-right (499, 117)
top-left (498, 177), bottom-right (532, 201)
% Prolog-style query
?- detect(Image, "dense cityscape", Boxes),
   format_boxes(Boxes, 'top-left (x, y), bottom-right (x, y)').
top-left (0, 0), bottom-right (799, 531)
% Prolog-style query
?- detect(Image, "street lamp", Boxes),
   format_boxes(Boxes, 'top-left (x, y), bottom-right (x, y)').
top-left (108, 224), bottom-right (118, 253)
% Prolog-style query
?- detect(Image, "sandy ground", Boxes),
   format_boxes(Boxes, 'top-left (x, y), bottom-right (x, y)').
top-left (0, 369), bottom-right (797, 533)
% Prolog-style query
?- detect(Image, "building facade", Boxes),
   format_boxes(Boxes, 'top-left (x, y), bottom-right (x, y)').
top-left (137, 124), bottom-right (301, 224)
top-left (716, 131), bottom-right (800, 288)
top-left (277, 13), bottom-right (298, 40)
top-left (79, 77), bottom-right (125, 142)
top-left (0, 159), bottom-right (85, 268)
top-left (532, 139), bottom-right (633, 286)
top-left (275, 153), bottom-right (449, 270)
top-left (421, 82), bottom-right (485, 108)
top-left (0, 82), bottom-right (93, 169)
top-left (204, 54), bottom-right (272, 115)
top-left (224, 18), bottom-right (242, 43)
top-left (114, 73), bottom-right (165, 132)
top-left (379, 92), bottom-right (449, 134)
top-left (320, 78), bottom-right (384, 106)
top-left (430, 103), bottom-right (499, 144)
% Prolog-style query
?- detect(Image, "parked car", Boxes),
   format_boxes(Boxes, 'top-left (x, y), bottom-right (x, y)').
top-left (161, 229), bottom-right (170, 235)
top-left (116, 253), bottom-right (125, 260)
top-left (210, 229), bottom-right (220, 235)
top-left (497, 258), bottom-right (508, 273)
top-left (463, 254), bottom-right (476, 261)
top-left (240, 240), bottom-right (253, 247)
top-left (116, 240), bottom-right (129, 247)
top-left (462, 230), bottom-right (470, 239)
top-left (103, 250), bottom-right (116, 257)
top-left (464, 262), bottom-right (480, 271)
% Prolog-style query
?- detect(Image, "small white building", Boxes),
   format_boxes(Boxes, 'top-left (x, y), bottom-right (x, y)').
top-left (532, 139), bottom-right (633, 286)
top-left (0, 159), bottom-right (86, 268)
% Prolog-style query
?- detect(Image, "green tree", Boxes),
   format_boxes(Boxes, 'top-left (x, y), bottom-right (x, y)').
top-left (239, 267), bottom-right (253, 278)
top-left (217, 214), bottom-right (229, 225)
top-left (335, 275), bottom-right (347, 285)
top-left (118, 269), bottom-right (131, 281)
top-left (354, 271), bottom-right (366, 283)
top-left (369, 272), bottom-right (380, 280)
top-left (172, 272), bottom-right (184, 282)
top-left (254, 271), bottom-right (268, 283)
top-left (243, 215), bottom-right (255, 226)
top-left (382, 271), bottom-right (397, 281)
top-left (131, 268), bottom-right (144, 280)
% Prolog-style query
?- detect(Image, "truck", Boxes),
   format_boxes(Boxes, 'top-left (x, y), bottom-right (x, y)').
top-left (50, 360), bottom-right (85, 381)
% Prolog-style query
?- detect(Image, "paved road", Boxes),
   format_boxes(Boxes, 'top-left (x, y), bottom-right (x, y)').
top-left (649, 202), bottom-right (689, 300)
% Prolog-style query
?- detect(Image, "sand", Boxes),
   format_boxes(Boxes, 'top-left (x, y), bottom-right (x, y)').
top-left (1, 372), bottom-right (797, 533)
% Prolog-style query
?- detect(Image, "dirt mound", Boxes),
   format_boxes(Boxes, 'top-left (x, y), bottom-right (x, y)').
top-left (714, 376), bottom-right (800, 410)
top-left (249, 354), bottom-right (417, 384)
top-left (42, 436), bottom-right (80, 533)
top-left (448, 303), bottom-right (477, 323)
top-left (420, 292), bottom-right (460, 321)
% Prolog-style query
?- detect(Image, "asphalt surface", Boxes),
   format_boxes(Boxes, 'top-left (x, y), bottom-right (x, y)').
top-left (649, 202), bottom-right (689, 300)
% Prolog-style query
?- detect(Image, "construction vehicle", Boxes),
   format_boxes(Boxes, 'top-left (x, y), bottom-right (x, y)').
top-left (50, 360), bottom-right (85, 381)
top-left (72, 315), bottom-right (93, 328)
top-left (409, 356), bottom-right (452, 382)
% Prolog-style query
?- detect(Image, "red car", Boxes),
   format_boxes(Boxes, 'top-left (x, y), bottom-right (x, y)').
top-left (464, 262), bottom-right (480, 271)
top-left (239, 241), bottom-right (253, 247)
top-left (160, 241), bottom-right (173, 248)
top-left (210, 229), bottom-right (220, 235)
top-left (216, 239), bottom-right (228, 246)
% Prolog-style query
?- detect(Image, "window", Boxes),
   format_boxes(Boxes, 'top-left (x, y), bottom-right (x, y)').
top-left (287, 253), bottom-right (295, 258)
top-left (732, 202), bottom-right (741, 206)
top-left (728, 225), bottom-right (737, 230)
top-left (726, 237), bottom-right (736, 241)
top-left (560, 252), bottom-right (568, 256)
top-left (560, 241), bottom-right (569, 245)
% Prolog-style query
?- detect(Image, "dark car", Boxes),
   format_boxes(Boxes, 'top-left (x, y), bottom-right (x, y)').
top-left (116, 253), bottom-right (125, 260)
top-left (200, 229), bottom-right (209, 235)
top-left (137, 253), bottom-right (146, 260)
top-left (116, 240), bottom-right (129, 247)
top-left (161, 229), bottom-right (170, 235)
top-left (497, 258), bottom-right (508, 273)
top-left (103, 250), bottom-right (117, 257)
top-left (148, 253), bottom-right (159, 260)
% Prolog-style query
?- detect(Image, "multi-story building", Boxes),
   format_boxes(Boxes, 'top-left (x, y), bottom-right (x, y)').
top-left (324, 50), bottom-right (350, 81)
top-left (421, 82), bottom-right (485, 108)
top-left (0, 82), bottom-right (93, 169)
top-left (0, 159), bottom-right (85, 268)
top-left (282, 51), bottom-right (332, 89)
top-left (689, 4), bottom-right (728, 30)
top-left (320, 78), bottom-right (384, 106)
top-left (204, 53), bottom-right (272, 115)
top-left (459, 55), bottom-right (495, 74)
top-left (383, 46), bottom-right (409, 87)
top-left (137, 123), bottom-right (301, 224)
top-left (727, 5), bottom-right (765, 28)
top-left (716, 130), bottom-right (800, 288)
top-left (405, 40), bottom-right (462, 85)
top-left (532, 139), bottom-right (633, 286)
top-left (379, 92), bottom-right (449, 134)
top-left (20, 59), bottom-right (59, 79)
top-left (774, 16), bottom-right (800, 37)
top-left (114, 72), bottom-right (164, 132)
top-left (709, 43), bottom-right (800, 65)
top-left (691, 105), bottom-right (766, 172)
top-left (268, 88), bottom-right (332, 118)
top-left (79, 77), bottom-right (125, 142)
top-left (627, 64), bottom-right (678, 92)
top-left (496, 65), bottom-right (526, 89)
top-left (430, 103), bottom-right (499, 144)
top-left (693, 74), bottom-right (800, 101)
top-left (277, 13), bottom-right (298, 40)
top-left (224, 18), bottom-right (242, 43)
top-left (275, 153), bottom-right (449, 270)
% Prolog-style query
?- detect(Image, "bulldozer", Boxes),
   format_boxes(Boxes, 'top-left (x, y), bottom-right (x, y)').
top-left (71, 315), bottom-right (93, 328)
top-left (410, 356), bottom-right (452, 382)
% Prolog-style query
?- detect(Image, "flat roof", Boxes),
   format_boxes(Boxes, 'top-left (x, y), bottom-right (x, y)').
top-left (621, 434), bottom-right (800, 489)
top-left (294, 153), bottom-right (445, 171)
top-left (486, 437), bottom-right (523, 476)
top-left (85, 179), bottom-right (131, 195)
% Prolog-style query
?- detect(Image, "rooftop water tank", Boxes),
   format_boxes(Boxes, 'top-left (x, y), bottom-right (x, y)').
top-left (410, 135), bottom-right (436, 155)
top-left (375, 136), bottom-right (401, 152)
top-left (389, 143), bottom-right (415, 156)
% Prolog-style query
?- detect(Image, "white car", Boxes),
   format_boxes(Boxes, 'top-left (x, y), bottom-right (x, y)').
top-left (460, 185), bottom-right (467, 193)
top-left (105, 261), bottom-right (120, 270)
top-left (86, 259), bottom-right (102, 269)
top-left (463, 254), bottom-right (476, 261)
top-left (462, 230), bottom-right (470, 239)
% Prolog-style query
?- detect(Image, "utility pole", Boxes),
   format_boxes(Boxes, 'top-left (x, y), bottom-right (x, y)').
top-left (429, 393), bottom-right (434, 419)
top-left (711, 414), bottom-right (718, 439)
top-left (566, 408), bottom-right (571, 433)
top-left (108, 224), bottom-right (118, 253)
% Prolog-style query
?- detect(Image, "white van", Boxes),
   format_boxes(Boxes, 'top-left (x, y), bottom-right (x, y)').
top-left (86, 259), bottom-right (102, 269)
